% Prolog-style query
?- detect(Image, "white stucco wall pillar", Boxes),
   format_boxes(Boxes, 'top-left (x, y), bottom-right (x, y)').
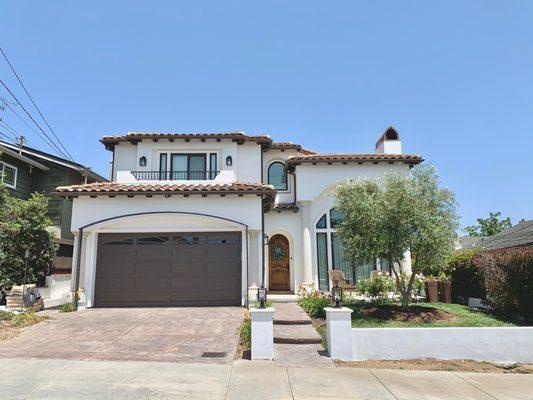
top-left (250, 307), bottom-right (275, 360)
top-left (70, 232), bottom-right (79, 293)
top-left (299, 201), bottom-right (313, 285)
top-left (325, 307), bottom-right (354, 361)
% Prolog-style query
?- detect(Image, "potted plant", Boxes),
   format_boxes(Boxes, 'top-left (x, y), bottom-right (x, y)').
top-left (438, 273), bottom-right (452, 303)
top-left (424, 277), bottom-right (439, 303)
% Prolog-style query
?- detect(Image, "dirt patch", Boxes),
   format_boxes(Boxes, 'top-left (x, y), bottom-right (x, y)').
top-left (360, 305), bottom-right (456, 324)
top-left (0, 321), bottom-right (19, 341)
top-left (335, 359), bottom-right (533, 374)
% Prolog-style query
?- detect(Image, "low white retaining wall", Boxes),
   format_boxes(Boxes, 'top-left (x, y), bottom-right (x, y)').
top-left (352, 327), bottom-right (533, 363)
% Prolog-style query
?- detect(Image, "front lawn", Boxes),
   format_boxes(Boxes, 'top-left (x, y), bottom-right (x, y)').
top-left (349, 302), bottom-right (522, 328)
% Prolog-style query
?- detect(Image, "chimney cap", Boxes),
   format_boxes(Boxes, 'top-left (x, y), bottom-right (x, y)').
top-left (375, 126), bottom-right (400, 149)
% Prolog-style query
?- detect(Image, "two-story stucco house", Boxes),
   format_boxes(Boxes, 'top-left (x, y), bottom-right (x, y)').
top-left (55, 127), bottom-right (423, 308)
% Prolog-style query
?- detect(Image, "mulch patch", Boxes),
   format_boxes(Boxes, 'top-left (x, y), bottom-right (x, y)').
top-left (335, 359), bottom-right (533, 374)
top-left (360, 304), bottom-right (456, 323)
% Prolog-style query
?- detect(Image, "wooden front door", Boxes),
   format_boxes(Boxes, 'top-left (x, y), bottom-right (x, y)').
top-left (269, 234), bottom-right (290, 291)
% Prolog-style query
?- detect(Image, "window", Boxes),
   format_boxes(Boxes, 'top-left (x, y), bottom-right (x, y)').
top-left (0, 162), bottom-right (17, 188)
top-left (315, 208), bottom-right (375, 290)
top-left (209, 153), bottom-right (217, 179)
top-left (158, 153), bottom-right (207, 180)
top-left (267, 162), bottom-right (287, 190)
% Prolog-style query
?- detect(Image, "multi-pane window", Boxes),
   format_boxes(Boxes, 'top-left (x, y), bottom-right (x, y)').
top-left (315, 208), bottom-right (376, 290)
top-left (0, 162), bottom-right (17, 188)
top-left (158, 153), bottom-right (218, 180)
top-left (267, 162), bottom-right (287, 190)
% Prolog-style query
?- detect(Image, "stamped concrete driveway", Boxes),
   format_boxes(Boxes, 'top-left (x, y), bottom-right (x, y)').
top-left (0, 307), bottom-right (243, 364)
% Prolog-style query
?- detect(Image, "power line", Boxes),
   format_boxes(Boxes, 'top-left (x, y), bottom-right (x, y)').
top-left (0, 48), bottom-right (73, 161)
top-left (0, 128), bottom-right (19, 144)
top-left (0, 80), bottom-right (72, 160)
top-left (0, 119), bottom-right (20, 138)
top-left (0, 96), bottom-right (64, 157)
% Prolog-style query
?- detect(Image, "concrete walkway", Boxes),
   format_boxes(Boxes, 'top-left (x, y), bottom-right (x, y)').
top-left (272, 301), bottom-right (333, 367)
top-left (2, 358), bottom-right (533, 399)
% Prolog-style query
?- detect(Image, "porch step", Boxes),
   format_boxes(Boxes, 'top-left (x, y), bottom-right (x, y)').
top-left (273, 324), bottom-right (323, 345)
top-left (273, 319), bottom-right (311, 325)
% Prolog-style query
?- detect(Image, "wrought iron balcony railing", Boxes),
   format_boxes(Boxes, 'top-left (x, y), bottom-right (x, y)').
top-left (131, 170), bottom-right (220, 181)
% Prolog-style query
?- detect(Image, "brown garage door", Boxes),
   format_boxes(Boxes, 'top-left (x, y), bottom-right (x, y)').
top-left (94, 232), bottom-right (241, 307)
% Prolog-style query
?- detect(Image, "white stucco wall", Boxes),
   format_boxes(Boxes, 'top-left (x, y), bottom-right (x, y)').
top-left (112, 139), bottom-right (263, 184)
top-left (70, 195), bottom-right (263, 307)
top-left (295, 162), bottom-right (411, 202)
top-left (352, 327), bottom-right (533, 363)
top-left (264, 211), bottom-right (302, 291)
top-left (263, 149), bottom-right (298, 204)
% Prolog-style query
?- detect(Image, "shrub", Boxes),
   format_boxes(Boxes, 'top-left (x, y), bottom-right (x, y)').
top-left (240, 310), bottom-right (251, 349)
top-left (10, 311), bottom-right (48, 328)
top-left (357, 274), bottom-right (395, 302)
top-left (59, 302), bottom-right (77, 313)
top-left (0, 184), bottom-right (57, 290)
top-left (450, 249), bottom-right (483, 304)
top-left (0, 310), bottom-right (15, 321)
top-left (298, 292), bottom-right (331, 318)
top-left (474, 247), bottom-right (533, 321)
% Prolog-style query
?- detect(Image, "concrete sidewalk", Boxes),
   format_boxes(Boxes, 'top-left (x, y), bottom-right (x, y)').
top-left (1, 358), bottom-right (533, 400)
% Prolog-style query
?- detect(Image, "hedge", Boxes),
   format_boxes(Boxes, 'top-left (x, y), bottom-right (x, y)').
top-left (450, 249), bottom-right (483, 304)
top-left (474, 246), bottom-right (533, 322)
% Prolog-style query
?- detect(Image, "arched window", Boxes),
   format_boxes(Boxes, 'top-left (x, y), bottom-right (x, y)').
top-left (315, 208), bottom-right (375, 290)
top-left (268, 162), bottom-right (287, 190)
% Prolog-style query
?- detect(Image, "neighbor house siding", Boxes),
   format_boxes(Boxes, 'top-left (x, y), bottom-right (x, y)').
top-left (32, 162), bottom-right (67, 227)
top-left (0, 153), bottom-right (33, 199)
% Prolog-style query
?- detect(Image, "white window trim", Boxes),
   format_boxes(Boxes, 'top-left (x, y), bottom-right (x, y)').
top-left (0, 161), bottom-right (18, 189)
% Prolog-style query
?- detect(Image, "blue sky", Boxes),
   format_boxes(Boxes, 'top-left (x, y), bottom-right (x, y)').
top-left (1, 1), bottom-right (532, 229)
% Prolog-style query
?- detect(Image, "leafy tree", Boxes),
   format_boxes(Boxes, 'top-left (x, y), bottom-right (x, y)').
top-left (0, 183), bottom-right (57, 290)
top-left (335, 165), bottom-right (458, 309)
top-left (464, 211), bottom-right (512, 237)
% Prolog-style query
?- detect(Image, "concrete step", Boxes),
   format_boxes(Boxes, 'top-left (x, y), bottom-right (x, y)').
top-left (273, 319), bottom-right (311, 325)
top-left (273, 324), bottom-right (323, 345)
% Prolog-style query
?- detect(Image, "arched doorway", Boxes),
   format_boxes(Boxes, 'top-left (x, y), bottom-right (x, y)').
top-left (268, 234), bottom-right (290, 291)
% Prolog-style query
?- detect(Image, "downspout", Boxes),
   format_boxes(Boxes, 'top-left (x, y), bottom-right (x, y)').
top-left (73, 227), bottom-right (83, 307)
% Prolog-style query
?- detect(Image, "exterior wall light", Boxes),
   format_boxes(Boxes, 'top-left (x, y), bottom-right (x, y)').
top-left (225, 156), bottom-right (232, 166)
top-left (139, 156), bottom-right (147, 167)
top-left (257, 285), bottom-right (267, 309)
top-left (332, 286), bottom-right (343, 308)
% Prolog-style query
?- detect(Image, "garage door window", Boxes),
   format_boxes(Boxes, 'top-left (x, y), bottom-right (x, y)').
top-left (208, 234), bottom-right (240, 245)
top-left (174, 235), bottom-right (205, 245)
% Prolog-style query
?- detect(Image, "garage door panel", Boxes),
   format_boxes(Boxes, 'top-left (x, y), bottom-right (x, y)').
top-left (135, 277), bottom-right (168, 291)
top-left (98, 278), bottom-right (133, 291)
top-left (171, 276), bottom-right (204, 291)
top-left (96, 232), bottom-right (240, 307)
top-left (170, 291), bottom-right (205, 302)
top-left (99, 248), bottom-right (135, 263)
top-left (136, 263), bottom-right (170, 275)
top-left (98, 291), bottom-right (133, 303)
top-left (207, 276), bottom-right (239, 291)
top-left (98, 263), bottom-right (134, 276)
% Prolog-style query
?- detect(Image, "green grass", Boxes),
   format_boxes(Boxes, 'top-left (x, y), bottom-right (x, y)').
top-left (0, 310), bottom-right (15, 322)
top-left (348, 302), bottom-right (523, 328)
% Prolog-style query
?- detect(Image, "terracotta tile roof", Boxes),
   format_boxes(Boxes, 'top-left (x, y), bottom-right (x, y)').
top-left (286, 153), bottom-right (423, 170)
top-left (270, 142), bottom-right (320, 155)
top-left (271, 203), bottom-right (299, 212)
top-left (101, 131), bottom-right (272, 150)
top-left (54, 181), bottom-right (275, 196)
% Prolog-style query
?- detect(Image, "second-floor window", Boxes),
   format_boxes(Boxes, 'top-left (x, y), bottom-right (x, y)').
top-left (158, 153), bottom-right (217, 180)
top-left (267, 162), bottom-right (287, 190)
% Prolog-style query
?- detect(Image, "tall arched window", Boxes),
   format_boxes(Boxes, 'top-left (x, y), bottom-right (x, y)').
top-left (268, 162), bottom-right (287, 190)
top-left (315, 208), bottom-right (375, 290)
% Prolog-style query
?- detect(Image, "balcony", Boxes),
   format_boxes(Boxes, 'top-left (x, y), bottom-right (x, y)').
top-left (130, 170), bottom-right (220, 181)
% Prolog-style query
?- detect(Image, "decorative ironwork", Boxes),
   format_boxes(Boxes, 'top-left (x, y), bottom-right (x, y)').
top-left (131, 170), bottom-right (220, 180)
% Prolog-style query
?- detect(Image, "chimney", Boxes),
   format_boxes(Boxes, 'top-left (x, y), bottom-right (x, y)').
top-left (375, 126), bottom-right (402, 154)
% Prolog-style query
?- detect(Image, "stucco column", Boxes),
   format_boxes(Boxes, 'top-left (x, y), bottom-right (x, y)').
top-left (299, 201), bottom-right (313, 285)
top-left (70, 232), bottom-right (79, 293)
top-left (247, 230), bottom-right (261, 302)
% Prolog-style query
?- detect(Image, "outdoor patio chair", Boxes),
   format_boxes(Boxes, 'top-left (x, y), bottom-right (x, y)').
top-left (328, 270), bottom-right (357, 292)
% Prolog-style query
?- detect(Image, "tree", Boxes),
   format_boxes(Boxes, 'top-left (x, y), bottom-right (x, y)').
top-left (0, 183), bottom-right (57, 290)
top-left (335, 165), bottom-right (458, 309)
top-left (464, 212), bottom-right (512, 237)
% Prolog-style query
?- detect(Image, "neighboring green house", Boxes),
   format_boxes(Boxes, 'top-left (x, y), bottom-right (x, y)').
top-left (0, 140), bottom-right (106, 293)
